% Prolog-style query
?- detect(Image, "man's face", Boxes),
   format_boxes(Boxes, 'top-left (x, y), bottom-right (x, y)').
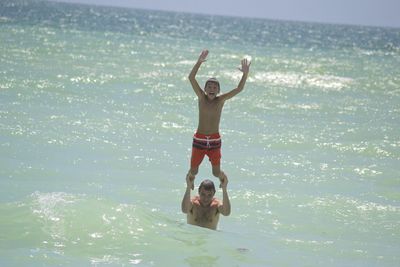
top-left (199, 188), bottom-right (215, 206)
top-left (205, 82), bottom-right (219, 100)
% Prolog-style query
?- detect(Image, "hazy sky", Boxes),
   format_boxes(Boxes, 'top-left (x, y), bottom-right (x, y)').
top-left (51, 0), bottom-right (400, 28)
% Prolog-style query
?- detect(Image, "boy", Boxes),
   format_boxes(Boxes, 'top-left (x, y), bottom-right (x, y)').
top-left (187, 49), bottom-right (251, 189)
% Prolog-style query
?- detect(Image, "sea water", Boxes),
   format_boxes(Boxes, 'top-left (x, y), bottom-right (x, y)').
top-left (0, 0), bottom-right (399, 266)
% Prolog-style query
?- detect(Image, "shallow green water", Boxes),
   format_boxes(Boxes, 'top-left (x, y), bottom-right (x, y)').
top-left (1, 0), bottom-right (399, 266)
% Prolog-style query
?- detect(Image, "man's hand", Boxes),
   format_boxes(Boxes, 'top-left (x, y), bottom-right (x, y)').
top-left (239, 58), bottom-right (251, 75)
top-left (219, 172), bottom-right (228, 190)
top-left (198, 50), bottom-right (209, 64)
top-left (186, 172), bottom-right (195, 190)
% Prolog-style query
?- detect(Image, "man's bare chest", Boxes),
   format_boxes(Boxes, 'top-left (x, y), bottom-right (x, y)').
top-left (192, 206), bottom-right (218, 223)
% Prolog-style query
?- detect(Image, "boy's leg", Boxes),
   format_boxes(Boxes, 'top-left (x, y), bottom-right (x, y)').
top-left (212, 165), bottom-right (226, 188)
top-left (186, 168), bottom-right (197, 190)
top-left (187, 167), bottom-right (198, 190)
top-left (208, 148), bottom-right (224, 187)
top-left (188, 147), bottom-right (206, 190)
top-left (188, 167), bottom-right (198, 176)
top-left (186, 169), bottom-right (195, 190)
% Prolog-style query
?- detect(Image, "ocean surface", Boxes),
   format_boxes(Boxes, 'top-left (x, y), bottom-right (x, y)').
top-left (1, 0), bottom-right (399, 266)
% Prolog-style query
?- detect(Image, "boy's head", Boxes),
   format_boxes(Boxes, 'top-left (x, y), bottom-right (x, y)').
top-left (204, 78), bottom-right (220, 99)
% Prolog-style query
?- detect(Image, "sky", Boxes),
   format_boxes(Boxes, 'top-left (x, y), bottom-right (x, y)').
top-left (50, 0), bottom-right (400, 28)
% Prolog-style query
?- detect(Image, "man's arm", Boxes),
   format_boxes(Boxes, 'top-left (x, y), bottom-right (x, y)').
top-left (188, 50), bottom-right (208, 98)
top-left (220, 58), bottom-right (251, 101)
top-left (218, 174), bottom-right (231, 216)
top-left (181, 174), bottom-right (194, 213)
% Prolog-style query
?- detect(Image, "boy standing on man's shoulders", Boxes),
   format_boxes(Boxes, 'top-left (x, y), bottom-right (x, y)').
top-left (186, 49), bottom-right (251, 189)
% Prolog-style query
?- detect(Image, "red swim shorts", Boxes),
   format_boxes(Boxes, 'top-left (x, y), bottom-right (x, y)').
top-left (190, 132), bottom-right (222, 168)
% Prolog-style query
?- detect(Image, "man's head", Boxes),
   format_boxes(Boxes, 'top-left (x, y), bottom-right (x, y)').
top-left (198, 179), bottom-right (216, 206)
top-left (204, 78), bottom-right (220, 100)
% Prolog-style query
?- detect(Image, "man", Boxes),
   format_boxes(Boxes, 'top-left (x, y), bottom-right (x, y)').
top-left (186, 49), bottom-right (251, 189)
top-left (181, 173), bottom-right (231, 230)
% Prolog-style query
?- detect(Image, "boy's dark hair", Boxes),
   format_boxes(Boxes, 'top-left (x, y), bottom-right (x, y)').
top-left (198, 179), bottom-right (216, 193)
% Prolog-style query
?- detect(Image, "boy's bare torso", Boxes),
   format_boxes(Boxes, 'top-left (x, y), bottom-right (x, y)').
top-left (197, 95), bottom-right (224, 135)
top-left (187, 197), bottom-right (220, 230)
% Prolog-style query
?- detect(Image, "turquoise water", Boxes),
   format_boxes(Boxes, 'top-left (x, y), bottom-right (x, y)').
top-left (1, 0), bottom-right (400, 266)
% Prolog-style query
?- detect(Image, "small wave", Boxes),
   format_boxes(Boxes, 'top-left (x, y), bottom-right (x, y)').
top-left (0, 191), bottom-right (183, 264)
top-left (0, 16), bottom-right (12, 22)
top-left (161, 121), bottom-right (184, 129)
top-left (277, 103), bottom-right (320, 110)
top-left (254, 71), bottom-right (353, 91)
top-left (177, 60), bottom-right (196, 65)
top-left (30, 191), bottom-right (79, 222)
top-left (298, 195), bottom-right (400, 214)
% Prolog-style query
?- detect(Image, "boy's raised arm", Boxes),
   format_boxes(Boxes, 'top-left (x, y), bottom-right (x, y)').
top-left (220, 58), bottom-right (251, 101)
top-left (188, 50), bottom-right (208, 98)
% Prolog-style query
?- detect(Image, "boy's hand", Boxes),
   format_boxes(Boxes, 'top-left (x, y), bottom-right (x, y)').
top-left (239, 58), bottom-right (251, 75)
top-left (197, 50), bottom-right (209, 64)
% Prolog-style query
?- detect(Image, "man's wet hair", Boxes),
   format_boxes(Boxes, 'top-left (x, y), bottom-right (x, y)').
top-left (198, 179), bottom-right (216, 193)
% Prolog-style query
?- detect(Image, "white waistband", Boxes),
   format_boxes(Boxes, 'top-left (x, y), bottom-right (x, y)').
top-left (193, 136), bottom-right (221, 142)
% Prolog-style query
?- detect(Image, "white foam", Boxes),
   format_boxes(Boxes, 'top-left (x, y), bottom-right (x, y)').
top-left (31, 192), bottom-right (78, 221)
top-left (177, 60), bottom-right (196, 65)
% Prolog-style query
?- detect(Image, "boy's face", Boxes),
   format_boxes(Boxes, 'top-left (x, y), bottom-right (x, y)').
top-left (205, 82), bottom-right (220, 100)
top-left (199, 188), bottom-right (215, 206)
